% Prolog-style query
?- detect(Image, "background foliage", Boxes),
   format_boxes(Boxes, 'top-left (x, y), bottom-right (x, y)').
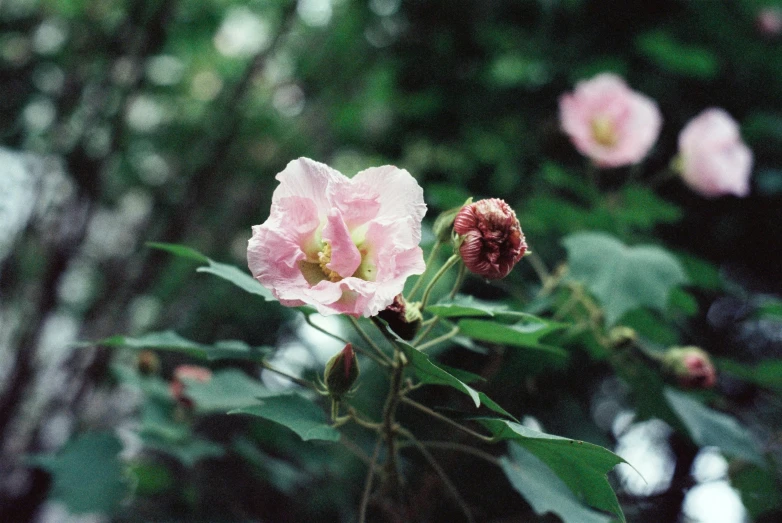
top-left (2, 0), bottom-right (782, 521)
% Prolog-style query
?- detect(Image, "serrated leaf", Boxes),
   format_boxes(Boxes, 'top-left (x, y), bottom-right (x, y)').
top-left (457, 318), bottom-right (568, 359)
top-left (501, 444), bottom-right (613, 523)
top-left (30, 432), bottom-right (127, 515)
top-left (231, 394), bottom-right (340, 442)
top-left (397, 338), bottom-right (516, 420)
top-left (563, 232), bottom-right (688, 325)
top-left (148, 242), bottom-right (275, 301)
top-left (480, 419), bottom-right (626, 522)
top-left (185, 369), bottom-right (279, 414)
top-left (664, 388), bottom-right (765, 467)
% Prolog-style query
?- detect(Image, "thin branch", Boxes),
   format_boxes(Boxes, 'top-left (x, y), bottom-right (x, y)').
top-left (420, 254), bottom-right (461, 310)
top-left (358, 435), bottom-right (384, 523)
top-left (398, 428), bottom-right (475, 523)
top-left (305, 315), bottom-right (388, 367)
top-left (413, 441), bottom-right (501, 467)
top-left (407, 240), bottom-right (442, 301)
top-left (416, 324), bottom-right (459, 352)
top-left (260, 361), bottom-right (318, 391)
top-left (400, 397), bottom-right (494, 443)
top-left (348, 317), bottom-right (393, 365)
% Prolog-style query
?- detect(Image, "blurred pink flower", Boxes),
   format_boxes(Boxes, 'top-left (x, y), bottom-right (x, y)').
top-left (247, 158), bottom-right (426, 317)
top-left (559, 73), bottom-right (662, 168)
top-left (677, 108), bottom-right (753, 198)
top-left (757, 7), bottom-right (782, 37)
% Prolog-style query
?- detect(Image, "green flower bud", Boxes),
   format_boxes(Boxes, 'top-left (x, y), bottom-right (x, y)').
top-left (324, 343), bottom-right (359, 399)
top-left (662, 346), bottom-right (716, 389)
top-left (607, 326), bottom-right (638, 350)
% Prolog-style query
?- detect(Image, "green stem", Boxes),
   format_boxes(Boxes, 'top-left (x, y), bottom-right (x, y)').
top-left (400, 397), bottom-right (494, 443)
top-left (448, 261), bottom-right (467, 300)
top-left (380, 350), bottom-right (407, 498)
top-left (260, 361), bottom-right (317, 390)
top-left (397, 428), bottom-right (475, 523)
top-left (407, 240), bottom-right (442, 301)
top-left (348, 316), bottom-right (393, 366)
top-left (358, 435), bottom-right (384, 523)
top-left (419, 254), bottom-right (461, 310)
top-left (414, 441), bottom-right (501, 467)
top-left (416, 324), bottom-right (459, 352)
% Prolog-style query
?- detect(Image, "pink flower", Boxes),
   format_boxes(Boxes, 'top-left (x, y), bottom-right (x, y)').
top-left (677, 108), bottom-right (753, 198)
top-left (453, 198), bottom-right (527, 280)
top-left (559, 73), bottom-right (662, 168)
top-left (757, 7), bottom-right (782, 37)
top-left (247, 158), bottom-right (427, 317)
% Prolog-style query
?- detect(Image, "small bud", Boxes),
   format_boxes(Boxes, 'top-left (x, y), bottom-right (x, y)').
top-left (324, 343), bottom-right (360, 399)
top-left (453, 198), bottom-right (527, 280)
top-left (433, 198), bottom-right (472, 243)
top-left (377, 294), bottom-right (423, 341)
top-left (757, 7), bottom-right (782, 37)
top-left (169, 365), bottom-right (212, 407)
top-left (137, 350), bottom-right (161, 376)
top-left (663, 346), bottom-right (717, 389)
top-left (607, 326), bottom-right (638, 350)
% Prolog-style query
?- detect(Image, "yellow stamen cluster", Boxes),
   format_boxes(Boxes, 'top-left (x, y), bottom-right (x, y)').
top-left (591, 116), bottom-right (618, 147)
top-left (318, 242), bottom-right (343, 282)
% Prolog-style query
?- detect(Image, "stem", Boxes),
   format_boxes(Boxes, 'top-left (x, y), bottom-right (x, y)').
top-left (304, 313), bottom-right (350, 345)
top-left (305, 314), bottom-right (388, 367)
top-left (380, 350), bottom-right (407, 497)
top-left (358, 435), bottom-right (384, 523)
top-left (400, 397), bottom-right (494, 443)
top-left (416, 324), bottom-right (459, 352)
top-left (526, 250), bottom-right (550, 286)
top-left (398, 428), bottom-right (475, 523)
top-left (260, 361), bottom-right (317, 390)
top-left (348, 317), bottom-right (393, 366)
top-left (414, 441), bottom-right (501, 467)
top-left (407, 240), bottom-right (442, 300)
top-left (448, 261), bottom-right (467, 300)
top-left (419, 254), bottom-right (461, 310)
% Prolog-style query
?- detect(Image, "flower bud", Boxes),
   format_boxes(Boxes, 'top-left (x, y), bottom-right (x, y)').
top-left (453, 198), bottom-right (527, 280)
top-left (137, 350), bottom-right (161, 376)
top-left (607, 326), bottom-right (638, 351)
top-left (169, 365), bottom-right (213, 407)
top-left (662, 346), bottom-right (717, 389)
top-left (757, 7), bottom-right (782, 37)
top-left (324, 343), bottom-right (359, 399)
top-left (377, 294), bottom-right (423, 341)
top-left (433, 199), bottom-right (472, 243)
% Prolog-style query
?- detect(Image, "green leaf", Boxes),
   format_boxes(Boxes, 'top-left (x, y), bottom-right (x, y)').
top-left (144, 435), bottom-right (225, 467)
top-left (676, 252), bottom-right (722, 291)
top-left (95, 331), bottom-right (269, 362)
top-left (719, 359), bottom-right (782, 391)
top-left (563, 232), bottom-right (688, 325)
top-left (457, 318), bottom-right (568, 359)
top-left (231, 394), bottom-right (340, 442)
top-left (730, 464), bottom-right (782, 520)
top-left (397, 339), bottom-right (516, 420)
top-left (427, 295), bottom-right (508, 318)
top-left (501, 444), bottom-right (613, 523)
top-left (481, 419), bottom-right (626, 522)
top-left (30, 432), bottom-right (127, 515)
top-left (664, 388), bottom-right (765, 467)
top-left (185, 369), bottom-right (279, 414)
top-left (636, 31), bottom-right (719, 79)
top-left (148, 242), bottom-right (275, 301)
top-left (611, 186), bottom-right (682, 230)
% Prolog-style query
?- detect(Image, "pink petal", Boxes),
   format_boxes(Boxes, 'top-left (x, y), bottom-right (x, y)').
top-left (272, 158), bottom-right (343, 218)
top-left (322, 209), bottom-right (362, 279)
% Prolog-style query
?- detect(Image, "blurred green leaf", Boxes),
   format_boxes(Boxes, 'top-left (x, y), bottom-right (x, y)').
top-left (427, 295), bottom-right (513, 318)
top-left (457, 318), bottom-right (568, 359)
top-left (481, 419), bottom-right (626, 522)
top-left (611, 186), bottom-right (683, 230)
top-left (149, 242), bottom-right (275, 301)
top-left (185, 369), bottom-right (278, 414)
top-left (501, 444), bottom-right (613, 523)
top-left (96, 331), bottom-right (269, 362)
top-left (144, 435), bottom-right (224, 468)
top-left (30, 432), bottom-right (127, 515)
top-left (730, 464), bottom-right (782, 520)
top-left (675, 252), bottom-right (722, 291)
top-left (636, 31), bottom-right (719, 79)
top-left (664, 388), bottom-right (765, 467)
top-left (231, 394), bottom-right (340, 442)
top-left (564, 232), bottom-right (688, 325)
top-left (128, 461), bottom-right (174, 496)
top-left (718, 359), bottom-right (782, 391)
top-left (489, 53), bottom-right (551, 88)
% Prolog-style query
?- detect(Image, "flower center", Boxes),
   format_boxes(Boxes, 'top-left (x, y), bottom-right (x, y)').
top-left (317, 242), bottom-right (343, 282)
top-left (591, 116), bottom-right (618, 147)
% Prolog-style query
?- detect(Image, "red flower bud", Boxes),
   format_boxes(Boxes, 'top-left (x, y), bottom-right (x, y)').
top-left (453, 198), bottom-right (527, 280)
top-left (324, 343), bottom-right (360, 399)
top-left (377, 294), bottom-right (422, 341)
top-left (663, 346), bottom-right (716, 389)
